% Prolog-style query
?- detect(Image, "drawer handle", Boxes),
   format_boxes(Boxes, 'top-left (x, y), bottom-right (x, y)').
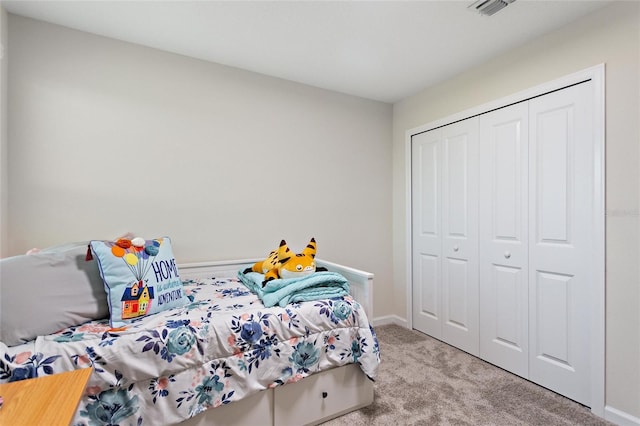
top-left (322, 392), bottom-right (328, 399)
top-left (504, 251), bottom-right (511, 259)
top-left (453, 246), bottom-right (459, 252)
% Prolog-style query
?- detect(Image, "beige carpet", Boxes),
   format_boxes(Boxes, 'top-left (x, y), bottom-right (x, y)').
top-left (322, 324), bottom-right (612, 426)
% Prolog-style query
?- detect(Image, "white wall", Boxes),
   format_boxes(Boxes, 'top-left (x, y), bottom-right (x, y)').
top-left (6, 15), bottom-right (394, 317)
top-left (393, 1), bottom-right (640, 420)
top-left (0, 6), bottom-right (7, 258)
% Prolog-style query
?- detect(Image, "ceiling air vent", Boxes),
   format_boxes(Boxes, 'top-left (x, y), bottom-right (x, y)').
top-left (469, 0), bottom-right (515, 16)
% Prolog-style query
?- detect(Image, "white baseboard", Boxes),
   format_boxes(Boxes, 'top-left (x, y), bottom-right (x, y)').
top-left (605, 406), bottom-right (640, 426)
top-left (371, 315), bottom-right (407, 328)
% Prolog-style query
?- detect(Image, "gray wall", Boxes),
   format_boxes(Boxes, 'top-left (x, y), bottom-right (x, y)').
top-left (6, 15), bottom-right (394, 317)
top-left (393, 2), bottom-right (640, 419)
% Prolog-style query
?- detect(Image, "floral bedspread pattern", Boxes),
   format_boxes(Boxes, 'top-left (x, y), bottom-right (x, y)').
top-left (0, 275), bottom-right (380, 426)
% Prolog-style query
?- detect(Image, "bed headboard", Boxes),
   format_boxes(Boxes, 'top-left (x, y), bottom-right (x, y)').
top-left (178, 258), bottom-right (374, 318)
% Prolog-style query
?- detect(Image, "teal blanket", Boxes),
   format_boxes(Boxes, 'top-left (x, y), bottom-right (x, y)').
top-left (237, 269), bottom-right (350, 308)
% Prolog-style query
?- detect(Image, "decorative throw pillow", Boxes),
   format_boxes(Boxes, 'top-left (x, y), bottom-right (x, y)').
top-left (90, 236), bottom-right (188, 327)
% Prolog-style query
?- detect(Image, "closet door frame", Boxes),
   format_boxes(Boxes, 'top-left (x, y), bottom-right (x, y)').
top-left (405, 64), bottom-right (604, 417)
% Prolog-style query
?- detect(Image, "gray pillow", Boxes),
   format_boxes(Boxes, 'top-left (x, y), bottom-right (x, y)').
top-left (0, 242), bottom-right (109, 346)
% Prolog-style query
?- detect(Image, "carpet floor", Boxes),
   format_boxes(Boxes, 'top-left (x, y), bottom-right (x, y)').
top-left (321, 324), bottom-right (612, 426)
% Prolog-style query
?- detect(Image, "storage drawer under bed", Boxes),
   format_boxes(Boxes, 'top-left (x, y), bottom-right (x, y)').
top-left (274, 363), bottom-right (373, 426)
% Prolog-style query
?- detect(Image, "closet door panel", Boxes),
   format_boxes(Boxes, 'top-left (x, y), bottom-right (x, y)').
top-left (528, 82), bottom-right (593, 406)
top-left (444, 257), bottom-right (470, 327)
top-left (441, 118), bottom-right (479, 355)
top-left (411, 130), bottom-right (443, 338)
top-left (479, 103), bottom-right (529, 377)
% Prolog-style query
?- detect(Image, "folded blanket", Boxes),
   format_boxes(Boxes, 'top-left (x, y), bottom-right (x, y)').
top-left (237, 269), bottom-right (350, 308)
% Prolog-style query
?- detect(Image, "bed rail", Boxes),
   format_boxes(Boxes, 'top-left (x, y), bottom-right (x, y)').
top-left (178, 259), bottom-right (374, 318)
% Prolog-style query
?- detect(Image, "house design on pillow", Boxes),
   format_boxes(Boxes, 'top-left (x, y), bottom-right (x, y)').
top-left (121, 280), bottom-right (155, 319)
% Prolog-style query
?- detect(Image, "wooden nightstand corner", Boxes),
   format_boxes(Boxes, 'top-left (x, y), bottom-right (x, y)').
top-left (0, 368), bottom-right (92, 426)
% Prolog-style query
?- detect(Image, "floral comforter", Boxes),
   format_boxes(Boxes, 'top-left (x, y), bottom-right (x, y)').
top-left (0, 275), bottom-right (380, 425)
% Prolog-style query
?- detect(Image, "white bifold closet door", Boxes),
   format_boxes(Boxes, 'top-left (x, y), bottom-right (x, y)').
top-left (412, 80), bottom-right (595, 407)
top-left (526, 83), bottom-right (593, 405)
top-left (412, 117), bottom-right (479, 356)
top-left (478, 102), bottom-right (529, 378)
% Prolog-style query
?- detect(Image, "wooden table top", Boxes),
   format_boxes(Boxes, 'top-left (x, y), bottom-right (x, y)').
top-left (0, 368), bottom-right (92, 426)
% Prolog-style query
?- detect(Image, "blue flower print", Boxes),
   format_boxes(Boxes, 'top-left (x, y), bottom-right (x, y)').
top-left (315, 299), bottom-right (352, 324)
top-left (166, 319), bottom-right (190, 329)
top-left (53, 332), bottom-right (86, 343)
top-left (10, 365), bottom-right (36, 382)
top-left (332, 300), bottom-right (352, 321)
top-left (289, 341), bottom-right (320, 373)
top-left (351, 340), bottom-right (363, 363)
top-left (240, 321), bottom-right (262, 344)
top-left (370, 324), bottom-right (381, 358)
top-left (167, 326), bottom-right (196, 356)
top-left (80, 388), bottom-right (140, 426)
top-left (6, 352), bottom-right (61, 382)
top-left (217, 287), bottom-right (251, 298)
top-left (195, 375), bottom-right (224, 406)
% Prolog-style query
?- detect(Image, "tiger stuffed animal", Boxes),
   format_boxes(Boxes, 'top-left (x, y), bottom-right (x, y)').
top-left (245, 238), bottom-right (317, 286)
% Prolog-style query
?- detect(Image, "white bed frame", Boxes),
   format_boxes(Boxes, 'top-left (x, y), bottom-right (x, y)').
top-left (177, 259), bottom-right (375, 426)
top-left (178, 258), bottom-right (374, 318)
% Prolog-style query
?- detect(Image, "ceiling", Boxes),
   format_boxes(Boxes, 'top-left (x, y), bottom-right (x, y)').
top-left (2, 0), bottom-right (611, 103)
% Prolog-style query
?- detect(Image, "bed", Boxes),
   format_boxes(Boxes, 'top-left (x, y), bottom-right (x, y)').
top-left (0, 245), bottom-right (379, 426)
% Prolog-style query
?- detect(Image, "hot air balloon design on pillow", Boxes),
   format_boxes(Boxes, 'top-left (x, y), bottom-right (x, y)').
top-left (108, 237), bottom-right (162, 319)
top-left (90, 236), bottom-right (189, 327)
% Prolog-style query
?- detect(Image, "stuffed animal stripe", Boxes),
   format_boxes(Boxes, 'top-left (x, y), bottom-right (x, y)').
top-left (246, 238), bottom-right (317, 286)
